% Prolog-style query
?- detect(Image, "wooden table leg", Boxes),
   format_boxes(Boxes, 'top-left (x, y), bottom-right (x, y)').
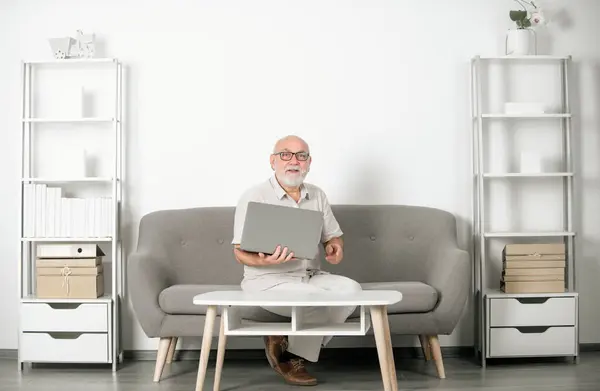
top-left (382, 308), bottom-right (398, 391)
top-left (370, 305), bottom-right (391, 391)
top-left (195, 305), bottom-right (217, 391)
top-left (213, 311), bottom-right (227, 391)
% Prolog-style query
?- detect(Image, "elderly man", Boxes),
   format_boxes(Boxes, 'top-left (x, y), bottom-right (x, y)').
top-left (231, 135), bottom-right (362, 386)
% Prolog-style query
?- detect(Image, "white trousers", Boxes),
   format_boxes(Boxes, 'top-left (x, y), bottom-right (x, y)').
top-left (261, 273), bottom-right (363, 362)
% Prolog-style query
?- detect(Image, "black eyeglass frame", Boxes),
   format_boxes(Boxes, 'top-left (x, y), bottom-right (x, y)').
top-left (272, 151), bottom-right (310, 161)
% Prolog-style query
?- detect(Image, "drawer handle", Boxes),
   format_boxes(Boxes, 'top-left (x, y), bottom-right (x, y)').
top-left (47, 332), bottom-right (83, 340)
top-left (516, 298), bottom-right (550, 304)
top-left (515, 326), bottom-right (551, 334)
top-left (47, 303), bottom-right (82, 310)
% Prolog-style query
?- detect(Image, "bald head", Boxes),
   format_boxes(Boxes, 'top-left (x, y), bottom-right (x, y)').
top-left (273, 135), bottom-right (310, 154)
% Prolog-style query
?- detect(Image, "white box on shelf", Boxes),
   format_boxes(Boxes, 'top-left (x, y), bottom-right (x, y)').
top-left (520, 151), bottom-right (542, 173)
top-left (49, 151), bottom-right (86, 178)
top-left (81, 87), bottom-right (97, 118)
top-left (504, 102), bottom-right (546, 115)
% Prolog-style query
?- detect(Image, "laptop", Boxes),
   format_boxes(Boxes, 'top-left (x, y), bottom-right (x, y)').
top-left (239, 201), bottom-right (324, 260)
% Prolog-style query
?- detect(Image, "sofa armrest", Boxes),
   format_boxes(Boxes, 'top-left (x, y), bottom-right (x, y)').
top-left (425, 246), bottom-right (470, 334)
top-left (127, 251), bottom-right (173, 338)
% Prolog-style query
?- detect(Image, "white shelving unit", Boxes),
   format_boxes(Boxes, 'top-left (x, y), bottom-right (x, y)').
top-left (17, 58), bottom-right (123, 371)
top-left (471, 55), bottom-right (578, 366)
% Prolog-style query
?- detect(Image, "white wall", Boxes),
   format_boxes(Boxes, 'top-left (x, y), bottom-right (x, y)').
top-left (0, 0), bottom-right (599, 352)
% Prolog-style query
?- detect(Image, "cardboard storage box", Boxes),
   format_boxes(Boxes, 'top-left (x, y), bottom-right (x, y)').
top-left (500, 243), bottom-right (566, 293)
top-left (35, 244), bottom-right (105, 299)
top-left (36, 261), bottom-right (104, 299)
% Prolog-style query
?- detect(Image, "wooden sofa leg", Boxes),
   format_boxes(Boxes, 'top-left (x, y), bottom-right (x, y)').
top-left (427, 335), bottom-right (445, 379)
top-left (418, 335), bottom-right (432, 361)
top-left (166, 337), bottom-right (178, 363)
top-left (154, 337), bottom-right (171, 382)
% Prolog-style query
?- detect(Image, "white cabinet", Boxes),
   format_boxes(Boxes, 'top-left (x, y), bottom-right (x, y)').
top-left (19, 300), bottom-right (113, 363)
top-left (485, 294), bottom-right (578, 359)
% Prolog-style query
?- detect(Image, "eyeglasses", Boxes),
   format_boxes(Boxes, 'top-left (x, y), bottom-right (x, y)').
top-left (272, 151), bottom-right (310, 161)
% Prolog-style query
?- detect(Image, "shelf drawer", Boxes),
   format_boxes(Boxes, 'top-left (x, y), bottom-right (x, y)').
top-left (489, 297), bottom-right (576, 327)
top-left (489, 326), bottom-right (576, 357)
top-left (20, 332), bottom-right (108, 363)
top-left (21, 303), bottom-right (108, 332)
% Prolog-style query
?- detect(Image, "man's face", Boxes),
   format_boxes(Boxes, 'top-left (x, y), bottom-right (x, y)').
top-left (270, 140), bottom-right (311, 187)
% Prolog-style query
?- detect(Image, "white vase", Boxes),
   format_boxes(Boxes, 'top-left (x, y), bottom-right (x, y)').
top-left (505, 29), bottom-right (536, 55)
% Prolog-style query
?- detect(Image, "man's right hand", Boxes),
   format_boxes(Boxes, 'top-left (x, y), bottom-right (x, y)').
top-left (258, 245), bottom-right (294, 265)
top-left (233, 244), bottom-right (295, 266)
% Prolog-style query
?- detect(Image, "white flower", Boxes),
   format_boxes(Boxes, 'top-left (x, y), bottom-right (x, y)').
top-left (530, 11), bottom-right (545, 25)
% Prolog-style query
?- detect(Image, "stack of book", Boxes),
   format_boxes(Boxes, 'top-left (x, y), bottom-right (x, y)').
top-left (35, 243), bottom-right (105, 299)
top-left (501, 243), bottom-right (566, 293)
top-left (23, 183), bottom-right (113, 238)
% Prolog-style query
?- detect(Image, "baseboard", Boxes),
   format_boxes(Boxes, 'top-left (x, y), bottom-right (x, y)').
top-left (580, 343), bottom-right (600, 352)
top-left (123, 346), bottom-right (482, 361)
top-left (0, 350), bottom-right (16, 360)
top-left (2, 344), bottom-right (599, 362)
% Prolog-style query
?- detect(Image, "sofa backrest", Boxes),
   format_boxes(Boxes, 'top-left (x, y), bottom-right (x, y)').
top-left (323, 205), bottom-right (459, 283)
top-left (133, 204), bottom-right (458, 285)
top-left (135, 206), bottom-right (243, 285)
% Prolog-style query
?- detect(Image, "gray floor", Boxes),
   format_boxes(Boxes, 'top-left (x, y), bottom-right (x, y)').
top-left (2, 352), bottom-right (600, 391)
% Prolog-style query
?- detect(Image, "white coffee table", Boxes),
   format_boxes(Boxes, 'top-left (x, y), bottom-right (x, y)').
top-left (192, 289), bottom-right (402, 391)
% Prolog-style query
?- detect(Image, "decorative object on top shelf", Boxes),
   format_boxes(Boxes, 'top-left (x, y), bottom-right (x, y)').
top-left (47, 30), bottom-right (96, 59)
top-left (48, 37), bottom-right (74, 59)
top-left (505, 0), bottom-right (546, 55)
top-left (73, 30), bottom-right (96, 58)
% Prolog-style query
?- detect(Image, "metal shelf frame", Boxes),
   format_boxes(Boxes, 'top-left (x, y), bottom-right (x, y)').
top-left (470, 55), bottom-right (577, 367)
top-left (17, 58), bottom-right (124, 371)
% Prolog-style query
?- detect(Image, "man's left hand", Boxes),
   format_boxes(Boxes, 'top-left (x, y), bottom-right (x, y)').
top-left (325, 242), bottom-right (343, 264)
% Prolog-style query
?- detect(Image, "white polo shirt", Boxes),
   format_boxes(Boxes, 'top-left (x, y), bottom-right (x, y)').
top-left (232, 175), bottom-right (343, 290)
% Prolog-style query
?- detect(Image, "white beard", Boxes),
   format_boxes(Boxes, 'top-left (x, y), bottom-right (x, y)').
top-left (279, 174), bottom-right (305, 187)
top-left (278, 166), bottom-right (308, 187)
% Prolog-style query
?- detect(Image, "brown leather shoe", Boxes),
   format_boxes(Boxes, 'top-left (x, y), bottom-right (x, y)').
top-left (264, 336), bottom-right (288, 373)
top-left (277, 358), bottom-right (318, 386)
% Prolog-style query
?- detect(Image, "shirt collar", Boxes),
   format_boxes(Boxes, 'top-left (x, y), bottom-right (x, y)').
top-left (269, 175), bottom-right (310, 201)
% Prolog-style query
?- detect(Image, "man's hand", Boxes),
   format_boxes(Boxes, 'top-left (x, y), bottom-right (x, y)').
top-left (234, 244), bottom-right (295, 266)
top-left (258, 245), bottom-right (295, 265)
top-left (325, 240), bottom-right (343, 264)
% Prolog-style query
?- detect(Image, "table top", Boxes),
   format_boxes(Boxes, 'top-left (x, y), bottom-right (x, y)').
top-left (192, 290), bottom-right (402, 307)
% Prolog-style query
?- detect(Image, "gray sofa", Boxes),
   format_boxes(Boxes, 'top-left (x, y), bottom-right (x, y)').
top-left (128, 204), bottom-right (470, 381)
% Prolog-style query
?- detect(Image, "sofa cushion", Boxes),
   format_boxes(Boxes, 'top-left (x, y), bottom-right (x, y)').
top-left (158, 284), bottom-right (289, 322)
top-left (360, 282), bottom-right (438, 314)
top-left (159, 281), bottom-right (437, 320)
